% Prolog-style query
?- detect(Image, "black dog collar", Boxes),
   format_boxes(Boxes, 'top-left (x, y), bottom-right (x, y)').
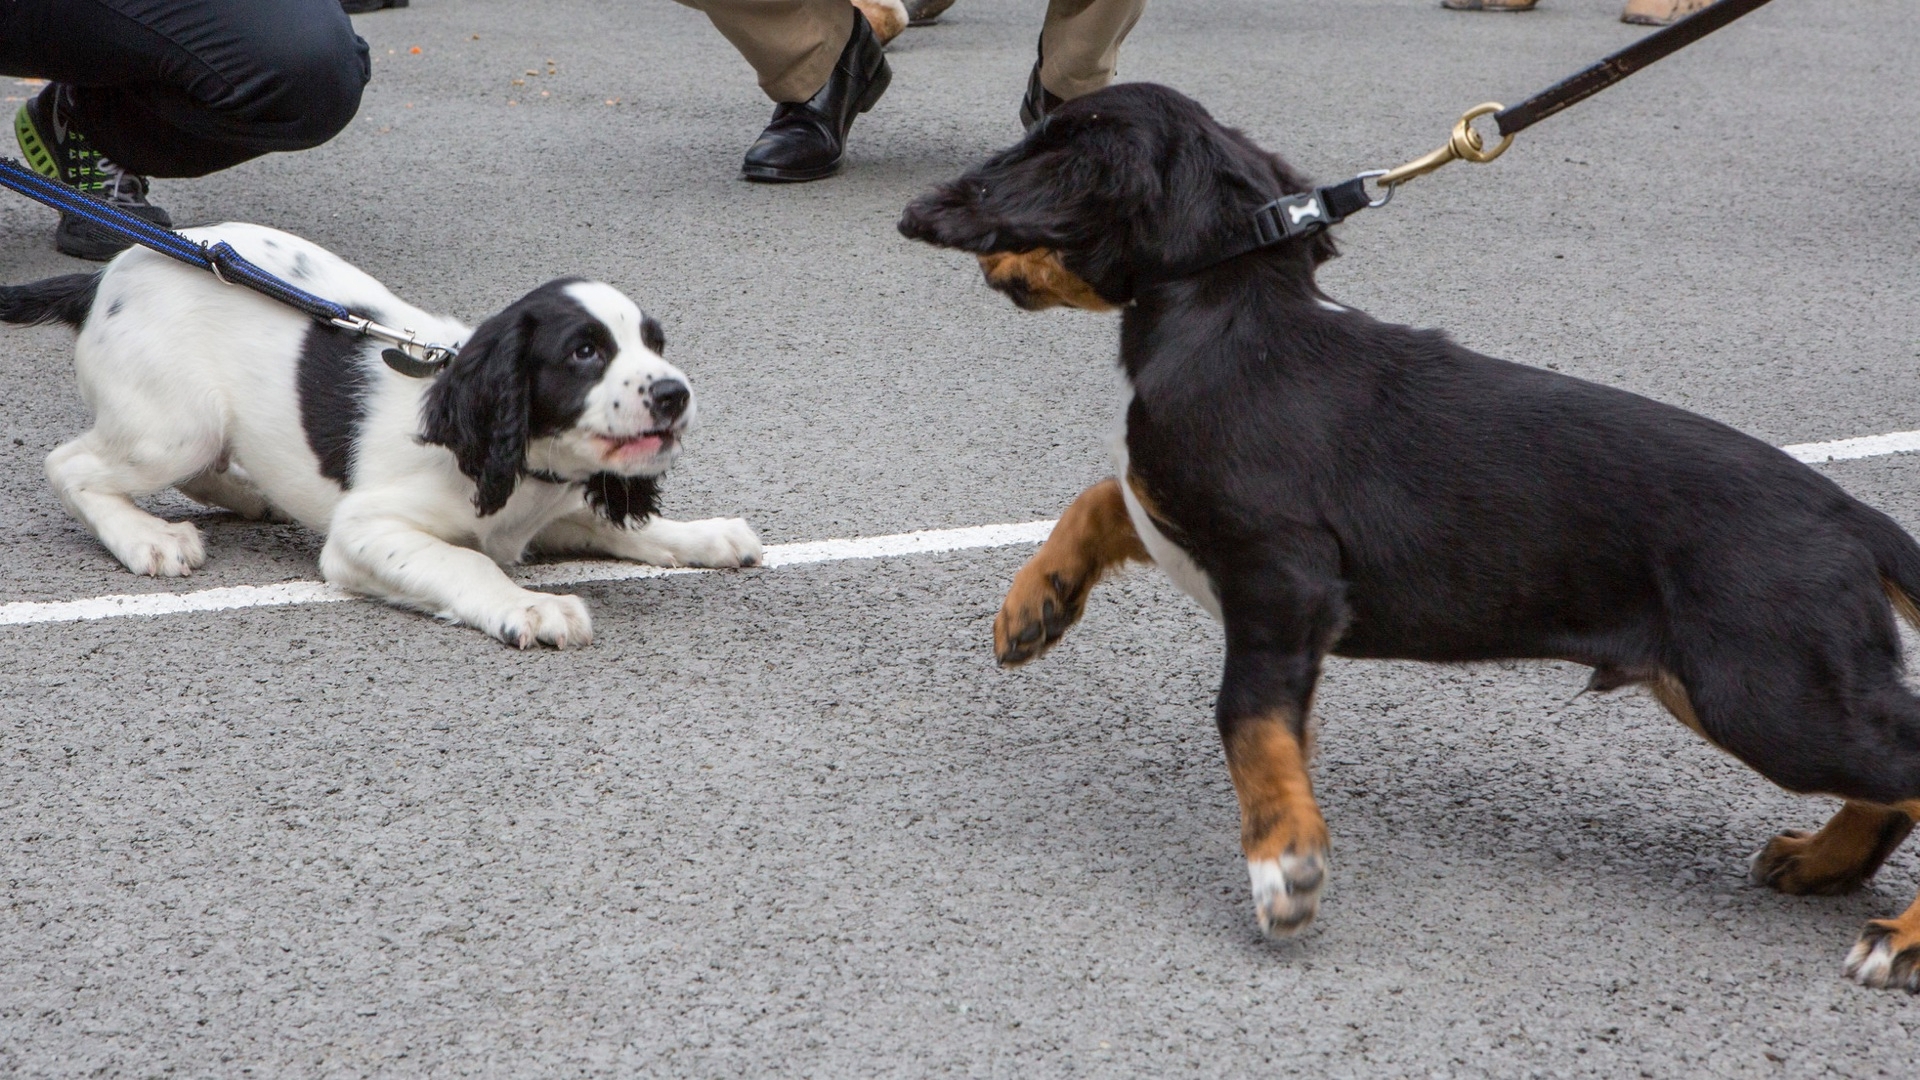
top-left (1149, 173), bottom-right (1383, 283)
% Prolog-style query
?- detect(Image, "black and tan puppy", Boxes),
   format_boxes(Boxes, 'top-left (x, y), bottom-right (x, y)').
top-left (899, 83), bottom-right (1920, 990)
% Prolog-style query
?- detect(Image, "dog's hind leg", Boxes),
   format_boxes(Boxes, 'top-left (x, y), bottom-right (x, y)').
top-left (1845, 839), bottom-right (1920, 992)
top-left (995, 478), bottom-right (1148, 666)
top-left (1655, 645), bottom-right (1920, 989)
top-left (45, 427), bottom-right (221, 576)
top-left (176, 463), bottom-right (288, 523)
top-left (1750, 801), bottom-right (1915, 896)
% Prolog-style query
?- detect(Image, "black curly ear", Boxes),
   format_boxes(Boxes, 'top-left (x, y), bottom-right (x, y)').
top-left (420, 311), bottom-right (531, 516)
top-left (582, 472), bottom-right (661, 527)
top-left (640, 315), bottom-right (665, 356)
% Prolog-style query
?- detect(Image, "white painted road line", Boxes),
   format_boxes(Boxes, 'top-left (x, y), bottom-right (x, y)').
top-left (1, 426), bottom-right (1918, 631)
top-left (1782, 429), bottom-right (1920, 464)
top-left (0, 520), bottom-right (1059, 629)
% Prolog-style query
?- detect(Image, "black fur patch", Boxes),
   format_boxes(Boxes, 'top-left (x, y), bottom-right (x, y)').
top-left (422, 277), bottom-right (642, 517)
top-left (0, 272), bottom-right (101, 328)
top-left (297, 321), bottom-right (372, 487)
top-left (582, 472), bottom-right (660, 527)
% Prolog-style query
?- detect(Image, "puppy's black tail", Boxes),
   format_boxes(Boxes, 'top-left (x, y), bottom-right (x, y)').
top-left (1849, 504), bottom-right (1920, 635)
top-left (0, 272), bottom-right (101, 329)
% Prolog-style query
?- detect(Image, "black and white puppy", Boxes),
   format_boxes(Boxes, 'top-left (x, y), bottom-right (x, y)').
top-left (900, 84), bottom-right (1920, 990)
top-left (0, 223), bottom-right (761, 648)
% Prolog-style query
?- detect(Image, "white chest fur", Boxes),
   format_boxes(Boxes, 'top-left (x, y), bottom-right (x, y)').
top-left (1109, 388), bottom-right (1222, 622)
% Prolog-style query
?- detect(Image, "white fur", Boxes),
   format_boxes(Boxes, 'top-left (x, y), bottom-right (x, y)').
top-left (45, 223), bottom-right (761, 648)
top-left (1248, 851), bottom-right (1325, 936)
top-left (1109, 385), bottom-right (1222, 621)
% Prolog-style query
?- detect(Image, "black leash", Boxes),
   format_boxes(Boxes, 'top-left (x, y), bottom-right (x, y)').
top-left (0, 156), bottom-right (458, 374)
top-left (1197, 0), bottom-right (1776, 270)
top-left (1493, 0), bottom-right (1776, 137)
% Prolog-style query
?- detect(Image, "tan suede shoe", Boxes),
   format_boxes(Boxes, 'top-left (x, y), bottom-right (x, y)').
top-left (852, 0), bottom-right (908, 45)
top-left (1622, 0), bottom-right (1712, 25)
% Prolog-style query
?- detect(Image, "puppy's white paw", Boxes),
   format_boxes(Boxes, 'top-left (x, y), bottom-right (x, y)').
top-left (1250, 851), bottom-right (1326, 937)
top-left (665, 517), bottom-right (763, 568)
top-left (106, 520), bottom-right (207, 577)
top-left (492, 592), bottom-right (593, 650)
top-left (1844, 920), bottom-right (1920, 991)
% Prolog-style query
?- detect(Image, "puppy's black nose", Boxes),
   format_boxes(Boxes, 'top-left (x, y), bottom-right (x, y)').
top-left (649, 379), bottom-right (690, 423)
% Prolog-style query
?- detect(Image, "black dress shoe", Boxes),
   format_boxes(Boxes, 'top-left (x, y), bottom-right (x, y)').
top-left (741, 12), bottom-right (891, 183)
top-left (1019, 44), bottom-right (1063, 131)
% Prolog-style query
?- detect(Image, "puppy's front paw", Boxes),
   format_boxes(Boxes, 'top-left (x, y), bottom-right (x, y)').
top-left (665, 517), bottom-right (762, 568)
top-left (994, 563), bottom-right (1087, 667)
top-left (493, 592), bottom-right (593, 650)
top-left (1250, 849), bottom-right (1327, 938)
top-left (106, 520), bottom-right (207, 577)
top-left (1844, 919), bottom-right (1920, 992)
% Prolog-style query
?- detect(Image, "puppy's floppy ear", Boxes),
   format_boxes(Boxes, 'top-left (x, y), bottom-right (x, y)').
top-left (420, 309), bottom-right (532, 516)
top-left (640, 315), bottom-right (665, 356)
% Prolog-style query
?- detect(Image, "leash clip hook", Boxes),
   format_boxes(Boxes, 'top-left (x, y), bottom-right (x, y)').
top-left (1376, 102), bottom-right (1513, 189)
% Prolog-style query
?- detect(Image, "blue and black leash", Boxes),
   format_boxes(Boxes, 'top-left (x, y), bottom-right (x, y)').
top-left (0, 155), bottom-right (458, 375)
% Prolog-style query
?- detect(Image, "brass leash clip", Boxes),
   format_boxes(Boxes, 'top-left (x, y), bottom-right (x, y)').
top-left (1376, 103), bottom-right (1514, 190)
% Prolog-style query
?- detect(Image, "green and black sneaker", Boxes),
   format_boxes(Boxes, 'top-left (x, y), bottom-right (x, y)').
top-left (14, 82), bottom-right (172, 261)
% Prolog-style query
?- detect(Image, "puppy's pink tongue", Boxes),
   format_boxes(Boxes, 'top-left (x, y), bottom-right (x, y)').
top-left (626, 434), bottom-right (663, 455)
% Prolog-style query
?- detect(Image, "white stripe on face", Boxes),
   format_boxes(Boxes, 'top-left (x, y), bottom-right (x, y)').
top-left (563, 281), bottom-right (692, 436)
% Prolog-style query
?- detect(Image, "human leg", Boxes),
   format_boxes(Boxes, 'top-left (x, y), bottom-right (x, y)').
top-left (0, 0), bottom-right (369, 258)
top-left (675, 0), bottom-right (858, 103)
top-left (674, 0), bottom-right (892, 181)
top-left (0, 0), bottom-right (369, 178)
top-left (1022, 0), bottom-right (1146, 127)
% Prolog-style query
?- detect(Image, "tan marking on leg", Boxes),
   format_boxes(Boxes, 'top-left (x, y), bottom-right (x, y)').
top-left (1226, 717), bottom-right (1326, 860)
top-left (1752, 801), bottom-right (1917, 895)
top-left (1225, 714), bottom-right (1329, 936)
top-left (995, 477), bottom-right (1147, 665)
top-left (1648, 669), bottom-right (1709, 739)
top-left (976, 250), bottom-right (1117, 311)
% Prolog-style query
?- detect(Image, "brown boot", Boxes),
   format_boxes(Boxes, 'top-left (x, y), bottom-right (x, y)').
top-left (1621, 0), bottom-right (1711, 25)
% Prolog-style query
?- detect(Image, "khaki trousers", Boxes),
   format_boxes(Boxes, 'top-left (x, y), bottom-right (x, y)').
top-left (672, 0), bottom-right (1147, 103)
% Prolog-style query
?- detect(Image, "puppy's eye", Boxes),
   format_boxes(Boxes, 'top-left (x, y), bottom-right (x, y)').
top-left (572, 343), bottom-right (599, 361)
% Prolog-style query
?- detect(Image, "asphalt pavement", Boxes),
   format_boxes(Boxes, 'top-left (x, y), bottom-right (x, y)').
top-left (3, 0), bottom-right (1919, 1075)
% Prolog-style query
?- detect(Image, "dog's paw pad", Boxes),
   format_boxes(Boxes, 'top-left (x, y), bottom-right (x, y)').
top-left (1844, 921), bottom-right (1920, 992)
top-left (112, 521), bottom-right (206, 577)
top-left (994, 570), bottom-right (1085, 667)
top-left (1250, 851), bottom-right (1327, 937)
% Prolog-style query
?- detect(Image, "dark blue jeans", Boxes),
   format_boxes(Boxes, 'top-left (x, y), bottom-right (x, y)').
top-left (0, 0), bottom-right (371, 177)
